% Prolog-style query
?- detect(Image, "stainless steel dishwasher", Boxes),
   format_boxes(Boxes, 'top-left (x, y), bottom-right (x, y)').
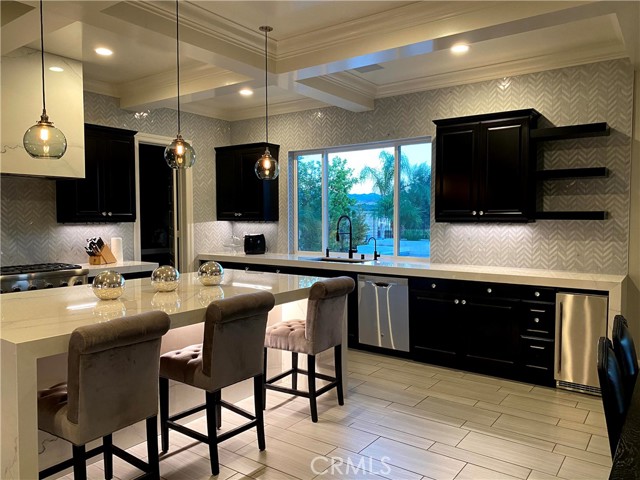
top-left (555, 292), bottom-right (608, 394)
top-left (358, 275), bottom-right (409, 352)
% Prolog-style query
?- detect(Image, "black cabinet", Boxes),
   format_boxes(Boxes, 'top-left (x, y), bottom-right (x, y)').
top-left (56, 124), bottom-right (137, 223)
top-left (215, 143), bottom-right (279, 221)
top-left (434, 109), bottom-right (539, 222)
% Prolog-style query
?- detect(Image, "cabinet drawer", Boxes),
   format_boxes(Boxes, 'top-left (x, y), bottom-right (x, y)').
top-left (523, 304), bottom-right (554, 338)
top-left (521, 337), bottom-right (554, 370)
top-left (521, 286), bottom-right (556, 303)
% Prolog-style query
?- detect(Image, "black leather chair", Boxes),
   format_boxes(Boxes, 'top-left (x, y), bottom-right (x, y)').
top-left (612, 315), bottom-right (638, 405)
top-left (597, 336), bottom-right (628, 458)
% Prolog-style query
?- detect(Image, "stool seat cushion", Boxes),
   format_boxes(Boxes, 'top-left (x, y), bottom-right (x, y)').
top-left (160, 344), bottom-right (207, 389)
top-left (264, 319), bottom-right (310, 354)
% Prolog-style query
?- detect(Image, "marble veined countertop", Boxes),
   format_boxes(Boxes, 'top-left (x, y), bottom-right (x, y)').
top-left (79, 260), bottom-right (159, 276)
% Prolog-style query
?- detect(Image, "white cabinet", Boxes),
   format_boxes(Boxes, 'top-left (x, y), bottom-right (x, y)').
top-left (1, 48), bottom-right (85, 178)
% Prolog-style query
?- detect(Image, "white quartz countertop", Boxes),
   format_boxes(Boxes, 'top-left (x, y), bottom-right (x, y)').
top-left (197, 252), bottom-right (626, 293)
top-left (80, 261), bottom-right (159, 276)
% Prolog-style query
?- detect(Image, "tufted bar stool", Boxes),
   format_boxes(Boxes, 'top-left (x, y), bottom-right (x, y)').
top-left (37, 311), bottom-right (171, 480)
top-left (263, 276), bottom-right (355, 422)
top-left (612, 315), bottom-right (639, 406)
top-left (159, 291), bottom-right (275, 476)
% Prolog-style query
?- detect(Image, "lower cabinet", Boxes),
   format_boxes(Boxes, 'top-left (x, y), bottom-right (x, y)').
top-left (410, 278), bottom-right (555, 385)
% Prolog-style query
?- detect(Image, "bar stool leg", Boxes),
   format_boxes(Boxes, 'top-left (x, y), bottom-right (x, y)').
top-left (335, 345), bottom-right (344, 405)
top-left (214, 390), bottom-right (222, 429)
top-left (146, 416), bottom-right (160, 478)
top-left (263, 347), bottom-right (268, 410)
top-left (159, 377), bottom-right (170, 453)
top-left (291, 352), bottom-right (299, 390)
top-left (205, 391), bottom-right (220, 476)
top-left (253, 375), bottom-right (266, 451)
top-left (72, 444), bottom-right (87, 480)
top-left (307, 355), bottom-right (318, 422)
top-left (103, 434), bottom-right (113, 480)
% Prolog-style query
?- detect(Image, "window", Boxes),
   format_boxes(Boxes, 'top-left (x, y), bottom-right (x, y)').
top-left (295, 139), bottom-right (431, 259)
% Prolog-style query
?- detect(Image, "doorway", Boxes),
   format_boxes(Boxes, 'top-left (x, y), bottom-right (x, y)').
top-left (138, 143), bottom-right (175, 266)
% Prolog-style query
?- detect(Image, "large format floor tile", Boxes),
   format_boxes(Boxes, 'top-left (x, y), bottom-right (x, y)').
top-left (51, 349), bottom-right (611, 479)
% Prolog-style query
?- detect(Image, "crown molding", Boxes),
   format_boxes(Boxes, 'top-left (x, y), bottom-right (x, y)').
top-left (83, 78), bottom-right (120, 98)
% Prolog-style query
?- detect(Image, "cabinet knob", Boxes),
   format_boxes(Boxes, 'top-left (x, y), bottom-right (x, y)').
top-left (534, 317), bottom-right (540, 323)
top-left (487, 288), bottom-right (492, 293)
top-left (534, 291), bottom-right (540, 297)
top-left (479, 211), bottom-right (484, 216)
top-left (461, 299), bottom-right (466, 305)
top-left (431, 283), bottom-right (436, 289)
top-left (108, 212), bottom-right (112, 216)
top-left (245, 267), bottom-right (249, 271)
top-left (472, 210), bottom-right (477, 216)
top-left (454, 299), bottom-right (459, 304)
top-left (102, 212), bottom-right (107, 216)
top-left (275, 269), bottom-right (280, 274)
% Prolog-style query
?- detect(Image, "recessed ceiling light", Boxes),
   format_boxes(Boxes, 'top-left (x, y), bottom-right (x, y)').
top-left (95, 47), bottom-right (113, 56)
top-left (451, 44), bottom-right (470, 54)
top-left (239, 88), bottom-right (253, 96)
top-left (49, 66), bottom-right (64, 72)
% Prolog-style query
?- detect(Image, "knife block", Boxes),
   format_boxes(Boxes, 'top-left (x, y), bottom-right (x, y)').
top-left (88, 244), bottom-right (117, 265)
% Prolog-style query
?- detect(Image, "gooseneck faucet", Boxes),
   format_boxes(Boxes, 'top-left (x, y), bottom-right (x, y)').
top-left (367, 237), bottom-right (380, 261)
top-left (336, 215), bottom-right (357, 259)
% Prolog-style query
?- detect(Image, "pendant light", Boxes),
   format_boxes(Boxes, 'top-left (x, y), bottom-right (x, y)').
top-left (255, 25), bottom-right (279, 180)
top-left (23, 0), bottom-right (67, 159)
top-left (164, 0), bottom-right (195, 169)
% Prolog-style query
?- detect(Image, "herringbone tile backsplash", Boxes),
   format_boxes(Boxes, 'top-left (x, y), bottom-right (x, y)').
top-left (1, 59), bottom-right (632, 274)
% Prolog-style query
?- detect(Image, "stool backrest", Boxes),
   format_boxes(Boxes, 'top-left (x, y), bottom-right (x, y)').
top-left (613, 315), bottom-right (639, 399)
top-left (67, 311), bottom-right (171, 438)
top-left (305, 276), bottom-right (355, 354)
top-left (597, 336), bottom-right (628, 458)
top-left (202, 291), bottom-right (275, 390)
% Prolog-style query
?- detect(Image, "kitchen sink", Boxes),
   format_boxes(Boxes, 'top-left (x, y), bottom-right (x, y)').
top-left (301, 256), bottom-right (367, 264)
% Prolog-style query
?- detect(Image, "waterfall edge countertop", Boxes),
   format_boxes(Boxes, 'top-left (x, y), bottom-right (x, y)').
top-left (0, 269), bottom-right (323, 480)
top-left (79, 260), bottom-right (159, 277)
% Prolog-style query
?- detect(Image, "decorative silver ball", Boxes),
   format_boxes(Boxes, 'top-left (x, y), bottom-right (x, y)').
top-left (92, 270), bottom-right (125, 300)
top-left (151, 265), bottom-right (180, 292)
top-left (198, 261), bottom-right (224, 286)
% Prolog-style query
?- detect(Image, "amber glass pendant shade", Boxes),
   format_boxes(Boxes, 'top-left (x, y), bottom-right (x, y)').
top-left (164, 134), bottom-right (195, 169)
top-left (255, 147), bottom-right (279, 180)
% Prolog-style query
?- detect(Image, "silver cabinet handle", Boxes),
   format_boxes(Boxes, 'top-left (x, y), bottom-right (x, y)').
top-left (472, 211), bottom-right (477, 216)
top-left (108, 212), bottom-right (112, 216)
top-left (479, 211), bottom-right (484, 216)
top-left (530, 345), bottom-right (545, 350)
top-left (556, 302), bottom-right (563, 374)
top-left (534, 317), bottom-right (540, 323)
top-left (461, 299), bottom-right (466, 305)
top-left (534, 291), bottom-right (540, 297)
top-left (102, 212), bottom-right (107, 216)
top-left (431, 283), bottom-right (436, 288)
top-left (487, 288), bottom-right (492, 293)
top-left (454, 299), bottom-right (459, 304)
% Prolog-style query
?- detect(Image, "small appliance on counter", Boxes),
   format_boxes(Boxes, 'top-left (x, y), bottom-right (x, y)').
top-left (86, 237), bottom-right (117, 265)
top-left (244, 234), bottom-right (266, 254)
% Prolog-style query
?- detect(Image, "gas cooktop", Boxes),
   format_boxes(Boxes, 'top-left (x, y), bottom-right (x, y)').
top-left (0, 263), bottom-right (84, 276)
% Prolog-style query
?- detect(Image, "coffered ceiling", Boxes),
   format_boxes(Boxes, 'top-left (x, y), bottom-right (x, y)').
top-left (2, 1), bottom-right (639, 121)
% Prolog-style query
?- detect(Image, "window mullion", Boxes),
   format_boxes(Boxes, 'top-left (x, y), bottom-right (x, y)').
top-left (393, 144), bottom-right (401, 257)
top-left (322, 150), bottom-right (329, 253)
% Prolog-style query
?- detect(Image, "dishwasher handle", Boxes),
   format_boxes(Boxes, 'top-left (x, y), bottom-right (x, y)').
top-left (555, 301), bottom-right (562, 374)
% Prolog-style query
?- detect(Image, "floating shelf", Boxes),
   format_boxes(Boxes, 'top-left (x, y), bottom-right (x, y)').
top-left (535, 211), bottom-right (608, 220)
top-left (531, 122), bottom-right (610, 141)
top-left (536, 167), bottom-right (608, 180)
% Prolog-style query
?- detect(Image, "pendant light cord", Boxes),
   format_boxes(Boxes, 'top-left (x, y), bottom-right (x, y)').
top-left (39, 0), bottom-right (46, 114)
top-left (264, 26), bottom-right (268, 144)
top-left (175, 0), bottom-right (181, 135)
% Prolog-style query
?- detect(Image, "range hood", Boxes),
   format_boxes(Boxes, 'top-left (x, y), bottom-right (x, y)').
top-left (1, 48), bottom-right (85, 178)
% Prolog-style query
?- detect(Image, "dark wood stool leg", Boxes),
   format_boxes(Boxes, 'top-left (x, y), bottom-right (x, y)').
top-left (205, 391), bottom-right (220, 476)
top-left (263, 347), bottom-right (268, 410)
top-left (103, 434), bottom-right (113, 480)
top-left (72, 444), bottom-right (87, 480)
top-left (291, 352), bottom-right (299, 390)
top-left (253, 375), bottom-right (266, 451)
top-left (146, 416), bottom-right (160, 478)
top-left (335, 345), bottom-right (344, 405)
top-left (307, 354), bottom-right (318, 422)
top-left (215, 390), bottom-right (222, 429)
top-left (159, 377), bottom-right (170, 453)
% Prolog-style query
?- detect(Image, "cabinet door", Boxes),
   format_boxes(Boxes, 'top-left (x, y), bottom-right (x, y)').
top-left (410, 292), bottom-right (462, 366)
top-left (102, 133), bottom-right (136, 221)
top-left (463, 297), bottom-right (520, 376)
top-left (479, 117), bottom-right (533, 221)
top-left (434, 123), bottom-right (479, 221)
top-left (215, 143), bottom-right (279, 221)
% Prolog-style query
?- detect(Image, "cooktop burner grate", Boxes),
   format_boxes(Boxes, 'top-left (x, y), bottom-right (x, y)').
top-left (0, 263), bottom-right (83, 275)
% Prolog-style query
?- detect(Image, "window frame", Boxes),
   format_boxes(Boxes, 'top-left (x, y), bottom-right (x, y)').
top-left (293, 136), bottom-right (432, 260)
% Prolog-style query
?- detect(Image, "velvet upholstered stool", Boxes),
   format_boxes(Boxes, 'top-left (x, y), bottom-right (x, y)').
top-left (612, 315), bottom-right (639, 406)
top-left (263, 276), bottom-right (355, 422)
top-left (159, 291), bottom-right (275, 476)
top-left (37, 311), bottom-right (171, 480)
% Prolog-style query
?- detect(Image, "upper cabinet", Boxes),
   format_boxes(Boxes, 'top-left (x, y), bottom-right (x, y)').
top-left (56, 124), bottom-right (137, 223)
top-left (215, 143), bottom-right (279, 221)
top-left (1, 48), bottom-right (85, 178)
top-left (434, 109), bottom-right (540, 223)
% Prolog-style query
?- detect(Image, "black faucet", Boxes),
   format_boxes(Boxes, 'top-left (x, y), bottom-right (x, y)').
top-left (336, 215), bottom-right (357, 259)
top-left (367, 237), bottom-right (380, 261)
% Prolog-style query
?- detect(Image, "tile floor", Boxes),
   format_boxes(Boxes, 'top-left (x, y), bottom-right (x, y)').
top-left (57, 349), bottom-right (612, 479)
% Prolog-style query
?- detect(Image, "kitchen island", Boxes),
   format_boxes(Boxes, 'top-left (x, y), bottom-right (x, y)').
top-left (0, 269), bottom-right (323, 480)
